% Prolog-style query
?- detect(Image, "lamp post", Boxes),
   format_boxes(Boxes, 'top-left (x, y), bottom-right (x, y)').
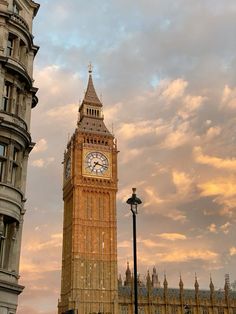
top-left (126, 188), bottom-right (142, 314)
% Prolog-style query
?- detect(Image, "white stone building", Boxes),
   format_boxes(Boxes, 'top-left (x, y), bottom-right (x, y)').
top-left (0, 1), bottom-right (39, 313)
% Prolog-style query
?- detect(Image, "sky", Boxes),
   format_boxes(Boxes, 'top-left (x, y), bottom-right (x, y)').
top-left (17, 1), bottom-right (236, 313)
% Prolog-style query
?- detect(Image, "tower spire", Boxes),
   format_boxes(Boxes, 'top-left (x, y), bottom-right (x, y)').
top-left (77, 66), bottom-right (112, 135)
top-left (83, 64), bottom-right (102, 107)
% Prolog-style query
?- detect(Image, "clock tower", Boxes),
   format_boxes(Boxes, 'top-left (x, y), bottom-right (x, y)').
top-left (58, 68), bottom-right (118, 314)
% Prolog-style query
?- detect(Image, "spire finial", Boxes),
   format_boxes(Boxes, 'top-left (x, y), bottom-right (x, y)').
top-left (210, 274), bottom-right (214, 292)
top-left (179, 273), bottom-right (184, 289)
top-left (195, 273), bottom-right (199, 291)
top-left (88, 62), bottom-right (93, 74)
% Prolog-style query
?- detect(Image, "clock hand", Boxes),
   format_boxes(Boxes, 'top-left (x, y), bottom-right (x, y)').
top-left (96, 162), bottom-right (108, 169)
top-left (92, 161), bottom-right (98, 170)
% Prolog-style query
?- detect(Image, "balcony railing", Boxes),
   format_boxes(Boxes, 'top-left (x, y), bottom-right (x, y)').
top-left (10, 13), bottom-right (29, 31)
top-left (0, 110), bottom-right (28, 131)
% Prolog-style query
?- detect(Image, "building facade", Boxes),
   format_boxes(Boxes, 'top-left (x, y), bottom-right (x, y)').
top-left (58, 68), bottom-right (118, 314)
top-left (118, 266), bottom-right (236, 314)
top-left (0, 0), bottom-right (39, 313)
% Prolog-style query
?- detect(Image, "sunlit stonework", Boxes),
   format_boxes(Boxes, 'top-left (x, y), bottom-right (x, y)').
top-left (58, 69), bottom-right (118, 314)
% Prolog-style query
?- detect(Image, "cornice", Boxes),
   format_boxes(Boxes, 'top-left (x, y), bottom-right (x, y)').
top-left (0, 114), bottom-right (32, 146)
top-left (0, 278), bottom-right (24, 294)
top-left (25, 0), bottom-right (40, 17)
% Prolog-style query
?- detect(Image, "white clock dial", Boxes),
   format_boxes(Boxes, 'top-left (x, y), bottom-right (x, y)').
top-left (85, 152), bottom-right (109, 175)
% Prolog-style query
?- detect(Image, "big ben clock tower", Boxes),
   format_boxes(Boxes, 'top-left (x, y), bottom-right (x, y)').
top-left (58, 67), bottom-right (118, 314)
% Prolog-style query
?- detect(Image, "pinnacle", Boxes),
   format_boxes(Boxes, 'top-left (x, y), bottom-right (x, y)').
top-left (83, 73), bottom-right (102, 107)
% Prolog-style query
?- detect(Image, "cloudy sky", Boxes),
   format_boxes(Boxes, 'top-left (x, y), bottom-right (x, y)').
top-left (17, 1), bottom-right (236, 313)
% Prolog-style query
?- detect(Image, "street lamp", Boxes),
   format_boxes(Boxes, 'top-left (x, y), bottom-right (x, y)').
top-left (126, 188), bottom-right (142, 314)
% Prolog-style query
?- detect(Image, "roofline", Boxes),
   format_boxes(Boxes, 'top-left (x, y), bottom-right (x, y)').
top-left (26, 0), bottom-right (40, 17)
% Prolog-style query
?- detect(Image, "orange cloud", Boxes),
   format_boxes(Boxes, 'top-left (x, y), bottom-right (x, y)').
top-left (161, 79), bottom-right (188, 101)
top-left (156, 249), bottom-right (218, 263)
top-left (230, 247), bottom-right (236, 256)
top-left (161, 121), bottom-right (197, 150)
top-left (206, 126), bottom-right (221, 140)
top-left (138, 238), bottom-right (165, 248)
top-left (117, 120), bottom-right (158, 140)
top-left (120, 147), bottom-right (143, 164)
top-left (166, 210), bottom-right (187, 222)
top-left (172, 170), bottom-right (193, 197)
top-left (157, 233), bottom-right (187, 241)
top-left (208, 223), bottom-right (217, 233)
top-left (46, 103), bottom-right (78, 122)
top-left (178, 95), bottom-right (205, 119)
top-left (194, 146), bottom-right (236, 171)
top-left (143, 187), bottom-right (164, 208)
top-left (104, 102), bottom-right (122, 122)
top-left (222, 85), bottom-right (236, 109)
top-left (31, 157), bottom-right (55, 168)
top-left (198, 177), bottom-right (236, 198)
top-left (220, 222), bottom-right (231, 234)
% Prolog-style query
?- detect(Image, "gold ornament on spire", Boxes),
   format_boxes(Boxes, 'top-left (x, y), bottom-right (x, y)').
top-left (88, 62), bottom-right (93, 74)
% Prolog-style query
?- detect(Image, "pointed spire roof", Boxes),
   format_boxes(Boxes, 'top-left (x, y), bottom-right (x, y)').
top-left (146, 270), bottom-right (151, 286)
top-left (179, 274), bottom-right (184, 290)
top-left (210, 275), bottom-right (214, 292)
top-left (77, 65), bottom-right (112, 136)
top-left (163, 274), bottom-right (168, 288)
top-left (126, 262), bottom-right (131, 276)
top-left (195, 273), bottom-right (199, 290)
top-left (83, 65), bottom-right (102, 107)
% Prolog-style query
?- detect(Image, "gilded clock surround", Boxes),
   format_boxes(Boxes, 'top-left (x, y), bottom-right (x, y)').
top-left (83, 147), bottom-right (112, 178)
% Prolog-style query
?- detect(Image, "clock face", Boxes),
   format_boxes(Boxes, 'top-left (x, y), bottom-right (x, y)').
top-left (65, 158), bottom-right (71, 179)
top-left (85, 151), bottom-right (109, 176)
